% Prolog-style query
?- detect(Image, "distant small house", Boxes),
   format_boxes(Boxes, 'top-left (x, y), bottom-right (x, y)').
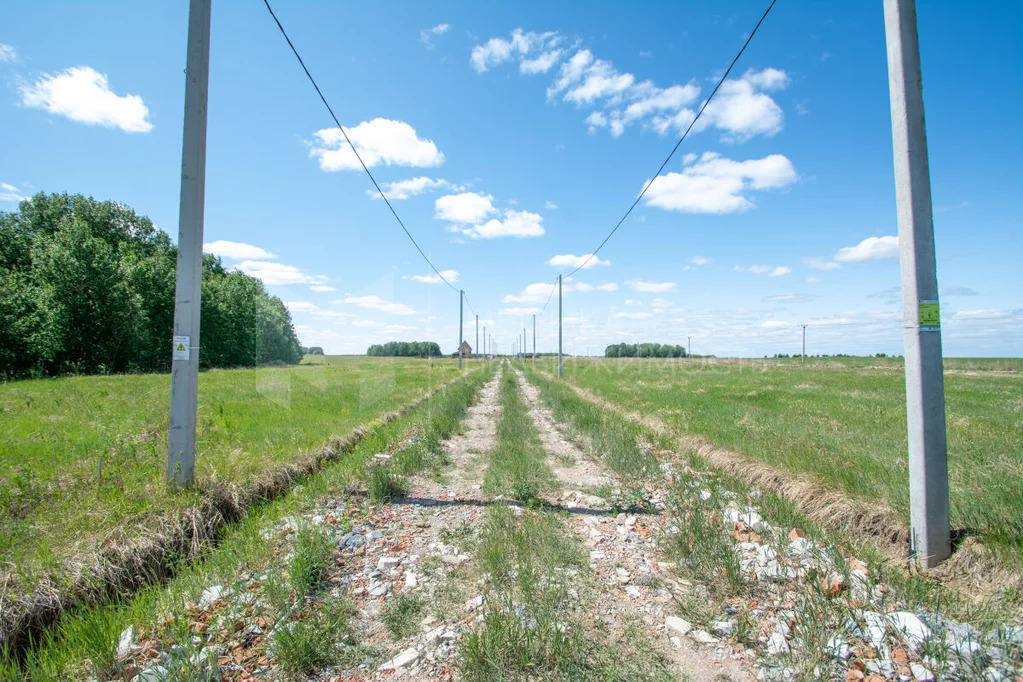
top-left (450, 341), bottom-right (472, 358)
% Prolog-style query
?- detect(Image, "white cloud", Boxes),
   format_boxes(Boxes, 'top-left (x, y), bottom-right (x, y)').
top-left (689, 68), bottom-right (789, 142)
top-left (616, 311), bottom-right (654, 320)
top-left (404, 269), bottom-right (459, 284)
top-left (473, 33), bottom-right (786, 142)
top-left (0, 44), bottom-right (15, 63)
top-left (625, 279), bottom-right (677, 293)
top-left (834, 235), bottom-right (899, 262)
top-left (546, 253), bottom-right (610, 269)
top-left (419, 23), bottom-right (450, 49)
top-left (435, 192), bottom-right (496, 223)
top-left (339, 295), bottom-right (418, 316)
top-left (802, 257), bottom-right (841, 271)
top-left (952, 309), bottom-right (1011, 320)
top-left (19, 66), bottom-right (152, 133)
top-left (806, 277), bottom-right (822, 284)
top-left (284, 301), bottom-right (320, 312)
top-left (644, 152), bottom-right (796, 214)
top-left (0, 182), bottom-right (26, 202)
top-left (373, 176), bottom-right (460, 200)
top-left (310, 285), bottom-right (338, 292)
top-left (650, 298), bottom-right (673, 308)
top-left (501, 307), bottom-right (541, 316)
top-left (545, 201), bottom-right (559, 210)
top-left (310, 118), bottom-right (444, 171)
top-left (688, 256), bottom-right (710, 265)
top-left (454, 209), bottom-right (546, 239)
top-left (203, 240), bottom-right (276, 261)
top-left (735, 265), bottom-right (790, 277)
top-left (236, 260), bottom-right (327, 286)
top-left (504, 279), bottom-right (616, 303)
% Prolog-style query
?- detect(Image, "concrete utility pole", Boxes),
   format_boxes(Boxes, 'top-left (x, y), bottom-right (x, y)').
top-left (522, 328), bottom-right (526, 362)
top-left (458, 289), bottom-right (464, 369)
top-left (167, 0), bottom-right (212, 490)
top-left (801, 324), bottom-right (808, 364)
top-left (884, 0), bottom-right (950, 568)
top-left (532, 314), bottom-right (536, 367)
top-left (475, 314), bottom-right (479, 364)
top-left (688, 336), bottom-right (691, 358)
top-left (483, 326), bottom-right (486, 362)
top-left (557, 274), bottom-right (563, 378)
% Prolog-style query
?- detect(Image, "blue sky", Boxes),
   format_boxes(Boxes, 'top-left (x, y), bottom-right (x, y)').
top-left (2, 1), bottom-right (1020, 357)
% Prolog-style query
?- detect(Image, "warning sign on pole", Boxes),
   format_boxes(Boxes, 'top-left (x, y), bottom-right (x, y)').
top-left (173, 335), bottom-right (190, 361)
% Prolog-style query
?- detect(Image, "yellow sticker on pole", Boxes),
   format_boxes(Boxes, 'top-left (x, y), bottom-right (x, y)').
top-left (918, 302), bottom-right (940, 328)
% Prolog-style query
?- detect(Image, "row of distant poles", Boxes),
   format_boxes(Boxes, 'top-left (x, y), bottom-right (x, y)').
top-left (165, 0), bottom-right (950, 568)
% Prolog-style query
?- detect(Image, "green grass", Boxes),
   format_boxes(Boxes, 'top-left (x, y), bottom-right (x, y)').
top-left (0, 361), bottom-right (493, 680)
top-left (540, 356), bottom-right (1023, 562)
top-left (0, 356), bottom-right (464, 584)
top-left (483, 370), bottom-right (557, 503)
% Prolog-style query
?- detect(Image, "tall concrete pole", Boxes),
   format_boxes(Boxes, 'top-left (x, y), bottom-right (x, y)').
top-left (532, 314), bottom-right (536, 368)
top-left (884, 0), bottom-right (950, 568)
top-left (483, 326), bottom-right (486, 362)
top-left (475, 314), bottom-right (479, 364)
top-left (557, 274), bottom-right (563, 378)
top-left (167, 0), bottom-right (211, 490)
top-left (801, 324), bottom-right (807, 364)
top-left (458, 289), bottom-right (464, 369)
top-left (688, 336), bottom-right (691, 357)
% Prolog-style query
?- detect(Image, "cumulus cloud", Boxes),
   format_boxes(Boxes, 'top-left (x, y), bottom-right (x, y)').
top-left (339, 295), bottom-right (418, 316)
top-left (0, 182), bottom-right (27, 203)
top-left (19, 66), bottom-right (153, 133)
top-left (419, 23), bottom-right (450, 49)
top-left (546, 253), bottom-right (610, 269)
top-left (309, 285), bottom-right (338, 292)
top-left (643, 152), bottom-right (796, 214)
top-left (310, 118), bottom-right (444, 172)
top-left (372, 176), bottom-right (461, 200)
top-left (435, 192), bottom-right (496, 223)
top-left (688, 256), bottom-right (711, 266)
top-left (834, 235), bottom-right (899, 262)
top-left (404, 269), bottom-right (459, 284)
top-left (472, 32), bottom-right (787, 141)
top-left (625, 279), bottom-right (676, 293)
top-left (204, 240), bottom-right (277, 261)
top-left (237, 260), bottom-right (328, 286)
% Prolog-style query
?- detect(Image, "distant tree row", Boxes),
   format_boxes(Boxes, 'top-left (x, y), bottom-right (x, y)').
top-left (604, 343), bottom-right (688, 358)
top-left (366, 341), bottom-right (442, 357)
top-left (303, 346), bottom-right (325, 355)
top-left (0, 193), bottom-right (303, 379)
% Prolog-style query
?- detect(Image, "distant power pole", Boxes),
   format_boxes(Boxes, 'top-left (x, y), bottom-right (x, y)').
top-left (475, 314), bottom-right (479, 364)
top-left (458, 289), bottom-right (464, 369)
top-left (167, 0), bottom-right (212, 490)
top-left (557, 274), bottom-right (563, 378)
top-left (884, 0), bottom-right (950, 568)
top-left (688, 336), bottom-right (691, 358)
top-left (483, 326), bottom-right (487, 362)
top-left (801, 324), bottom-right (808, 363)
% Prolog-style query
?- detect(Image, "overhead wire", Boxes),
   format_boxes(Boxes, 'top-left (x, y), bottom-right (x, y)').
top-left (563, 0), bottom-right (778, 279)
top-left (262, 0), bottom-right (462, 295)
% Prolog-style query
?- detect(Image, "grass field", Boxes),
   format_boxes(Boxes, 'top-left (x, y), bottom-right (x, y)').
top-left (0, 356), bottom-right (463, 583)
top-left (543, 355), bottom-right (1023, 562)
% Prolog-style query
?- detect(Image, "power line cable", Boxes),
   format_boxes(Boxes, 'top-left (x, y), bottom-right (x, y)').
top-left (564, 0), bottom-right (778, 278)
top-left (262, 0), bottom-right (460, 294)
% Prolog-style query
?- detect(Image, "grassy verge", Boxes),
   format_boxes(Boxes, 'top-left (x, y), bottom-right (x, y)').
top-left (1, 362), bottom-right (493, 680)
top-left (522, 366), bottom-right (1021, 626)
top-left (0, 357), bottom-right (463, 578)
top-left (542, 356), bottom-right (1023, 565)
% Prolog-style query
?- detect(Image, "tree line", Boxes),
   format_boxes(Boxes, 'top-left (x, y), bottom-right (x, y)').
top-left (366, 341), bottom-right (442, 357)
top-left (0, 193), bottom-right (303, 379)
top-left (604, 342), bottom-right (688, 358)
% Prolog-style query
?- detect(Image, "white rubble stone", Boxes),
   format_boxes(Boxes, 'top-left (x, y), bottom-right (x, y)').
top-left (888, 611), bottom-right (931, 651)
top-left (117, 625), bottom-right (134, 658)
top-left (379, 647), bottom-right (420, 671)
top-left (690, 629), bottom-right (719, 644)
top-left (377, 557), bottom-right (401, 571)
top-left (405, 572), bottom-right (419, 588)
top-left (910, 662), bottom-right (935, 681)
top-left (198, 585), bottom-right (225, 608)
top-left (665, 616), bottom-right (693, 637)
top-left (465, 595), bottom-right (484, 611)
top-left (864, 611), bottom-right (887, 648)
top-left (767, 630), bottom-right (790, 656)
